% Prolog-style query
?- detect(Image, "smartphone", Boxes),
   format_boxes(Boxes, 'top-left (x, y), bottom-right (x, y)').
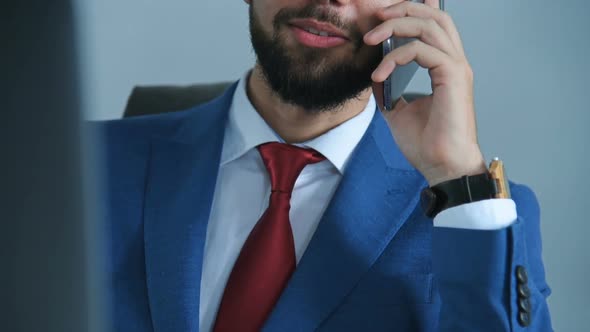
top-left (381, 0), bottom-right (445, 111)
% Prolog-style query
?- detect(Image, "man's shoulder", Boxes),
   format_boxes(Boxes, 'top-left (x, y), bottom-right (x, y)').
top-left (89, 81), bottom-right (238, 145)
top-left (88, 106), bottom-right (195, 143)
top-left (86, 106), bottom-right (207, 176)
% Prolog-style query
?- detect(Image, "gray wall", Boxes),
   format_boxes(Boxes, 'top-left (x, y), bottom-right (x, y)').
top-left (76, 0), bottom-right (590, 330)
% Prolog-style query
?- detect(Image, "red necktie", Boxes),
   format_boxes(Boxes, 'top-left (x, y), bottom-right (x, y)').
top-left (212, 142), bottom-right (326, 332)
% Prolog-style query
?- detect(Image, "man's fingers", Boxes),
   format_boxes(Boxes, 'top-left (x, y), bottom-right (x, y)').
top-left (365, 16), bottom-right (458, 58)
top-left (372, 40), bottom-right (452, 82)
top-left (375, 1), bottom-right (465, 55)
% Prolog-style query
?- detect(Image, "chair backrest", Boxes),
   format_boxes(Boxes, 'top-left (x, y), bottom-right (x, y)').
top-left (122, 82), bottom-right (426, 118)
top-left (123, 81), bottom-right (232, 117)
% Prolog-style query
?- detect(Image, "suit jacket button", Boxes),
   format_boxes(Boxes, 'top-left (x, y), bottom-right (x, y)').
top-left (519, 297), bottom-right (532, 313)
top-left (518, 283), bottom-right (531, 298)
top-left (518, 311), bottom-right (531, 327)
top-left (516, 265), bottom-right (528, 284)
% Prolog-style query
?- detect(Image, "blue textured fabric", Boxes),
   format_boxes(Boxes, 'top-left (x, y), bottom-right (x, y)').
top-left (93, 82), bottom-right (552, 331)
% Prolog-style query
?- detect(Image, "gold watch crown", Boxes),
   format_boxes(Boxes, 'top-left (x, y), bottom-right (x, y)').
top-left (489, 157), bottom-right (511, 199)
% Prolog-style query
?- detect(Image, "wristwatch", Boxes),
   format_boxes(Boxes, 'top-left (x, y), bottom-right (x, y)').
top-left (420, 158), bottom-right (511, 218)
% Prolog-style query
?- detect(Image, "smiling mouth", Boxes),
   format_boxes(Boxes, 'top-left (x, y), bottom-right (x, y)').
top-left (292, 25), bottom-right (340, 37)
top-left (289, 26), bottom-right (349, 49)
top-left (286, 19), bottom-right (350, 49)
top-left (288, 19), bottom-right (349, 39)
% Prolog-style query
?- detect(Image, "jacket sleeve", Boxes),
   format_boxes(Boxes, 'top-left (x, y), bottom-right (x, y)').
top-left (432, 183), bottom-right (553, 331)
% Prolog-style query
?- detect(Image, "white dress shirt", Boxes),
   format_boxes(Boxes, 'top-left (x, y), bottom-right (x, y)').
top-left (198, 72), bottom-right (517, 332)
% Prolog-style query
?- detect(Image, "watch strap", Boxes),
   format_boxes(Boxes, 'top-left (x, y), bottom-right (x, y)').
top-left (424, 173), bottom-right (498, 218)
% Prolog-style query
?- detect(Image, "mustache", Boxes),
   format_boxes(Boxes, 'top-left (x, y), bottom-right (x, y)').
top-left (273, 4), bottom-right (364, 48)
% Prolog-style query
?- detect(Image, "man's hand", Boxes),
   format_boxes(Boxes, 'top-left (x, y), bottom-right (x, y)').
top-left (364, 0), bottom-right (487, 186)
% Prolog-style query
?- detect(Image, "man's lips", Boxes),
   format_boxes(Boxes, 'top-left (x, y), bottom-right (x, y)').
top-left (288, 19), bottom-right (350, 48)
top-left (288, 19), bottom-right (349, 39)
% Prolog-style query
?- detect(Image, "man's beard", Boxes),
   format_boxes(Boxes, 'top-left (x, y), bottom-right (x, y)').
top-left (249, 4), bottom-right (381, 113)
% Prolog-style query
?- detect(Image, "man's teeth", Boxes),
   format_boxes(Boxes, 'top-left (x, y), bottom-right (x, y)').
top-left (304, 27), bottom-right (330, 37)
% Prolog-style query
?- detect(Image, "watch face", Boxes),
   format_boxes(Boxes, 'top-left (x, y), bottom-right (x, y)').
top-left (420, 188), bottom-right (438, 218)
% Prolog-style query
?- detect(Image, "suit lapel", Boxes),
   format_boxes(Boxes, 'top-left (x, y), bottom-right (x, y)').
top-left (143, 84), bottom-right (237, 332)
top-left (264, 110), bottom-right (427, 331)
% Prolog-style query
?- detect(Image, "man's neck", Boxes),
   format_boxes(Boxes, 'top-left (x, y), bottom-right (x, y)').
top-left (246, 65), bottom-right (373, 144)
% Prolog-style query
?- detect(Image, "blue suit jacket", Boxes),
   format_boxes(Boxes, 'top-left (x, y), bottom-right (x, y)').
top-left (95, 83), bottom-right (552, 331)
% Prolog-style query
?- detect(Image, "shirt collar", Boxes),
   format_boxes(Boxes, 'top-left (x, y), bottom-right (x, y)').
top-left (221, 71), bottom-right (376, 174)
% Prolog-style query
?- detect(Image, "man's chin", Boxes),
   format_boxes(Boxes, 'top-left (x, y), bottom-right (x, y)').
top-left (283, 47), bottom-right (357, 74)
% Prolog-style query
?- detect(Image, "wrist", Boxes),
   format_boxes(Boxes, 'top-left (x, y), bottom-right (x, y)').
top-left (420, 157), bottom-right (511, 219)
top-left (425, 156), bottom-right (487, 187)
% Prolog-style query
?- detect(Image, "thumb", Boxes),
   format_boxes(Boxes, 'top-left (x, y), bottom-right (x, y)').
top-left (393, 96), bottom-right (408, 111)
top-left (382, 94), bottom-right (432, 134)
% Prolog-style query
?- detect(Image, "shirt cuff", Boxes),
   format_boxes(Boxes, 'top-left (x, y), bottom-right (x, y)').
top-left (433, 199), bottom-right (517, 230)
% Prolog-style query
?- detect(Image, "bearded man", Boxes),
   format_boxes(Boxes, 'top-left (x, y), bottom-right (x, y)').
top-left (96, 0), bottom-right (552, 331)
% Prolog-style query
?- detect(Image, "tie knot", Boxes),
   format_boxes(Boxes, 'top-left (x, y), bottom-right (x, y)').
top-left (257, 142), bottom-right (326, 194)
